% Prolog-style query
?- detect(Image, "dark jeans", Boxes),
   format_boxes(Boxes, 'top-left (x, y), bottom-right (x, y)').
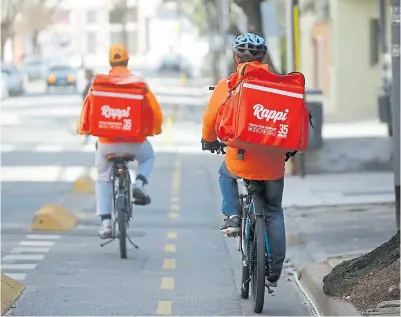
top-left (218, 161), bottom-right (286, 281)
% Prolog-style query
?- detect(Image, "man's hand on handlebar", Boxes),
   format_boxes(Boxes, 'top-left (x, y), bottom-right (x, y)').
top-left (201, 139), bottom-right (226, 154)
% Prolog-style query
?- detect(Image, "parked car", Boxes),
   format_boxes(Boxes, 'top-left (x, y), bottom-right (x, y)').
top-left (1, 73), bottom-right (9, 100)
top-left (1, 64), bottom-right (24, 96)
top-left (22, 57), bottom-right (47, 81)
top-left (46, 65), bottom-right (77, 92)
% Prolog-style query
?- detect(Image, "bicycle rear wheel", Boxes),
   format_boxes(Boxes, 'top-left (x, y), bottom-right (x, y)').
top-left (240, 201), bottom-right (250, 299)
top-left (251, 215), bottom-right (266, 313)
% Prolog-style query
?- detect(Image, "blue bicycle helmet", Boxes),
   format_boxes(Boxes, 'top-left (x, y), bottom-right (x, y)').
top-left (232, 33), bottom-right (267, 58)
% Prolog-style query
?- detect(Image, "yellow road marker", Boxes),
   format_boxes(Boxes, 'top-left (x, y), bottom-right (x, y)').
top-left (164, 244), bottom-right (176, 252)
top-left (160, 277), bottom-right (175, 290)
top-left (166, 232), bottom-right (177, 239)
top-left (171, 196), bottom-right (180, 203)
top-left (168, 213), bottom-right (179, 219)
top-left (157, 301), bottom-right (172, 315)
top-left (162, 259), bottom-right (176, 269)
top-left (170, 204), bottom-right (180, 211)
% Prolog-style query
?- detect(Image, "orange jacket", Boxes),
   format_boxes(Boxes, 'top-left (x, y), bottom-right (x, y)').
top-left (202, 62), bottom-right (286, 180)
top-left (78, 66), bottom-right (163, 144)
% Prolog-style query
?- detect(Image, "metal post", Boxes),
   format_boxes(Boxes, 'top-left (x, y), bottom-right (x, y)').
top-left (390, 0), bottom-right (400, 231)
top-left (220, 0), bottom-right (230, 78)
top-left (285, 0), bottom-right (294, 73)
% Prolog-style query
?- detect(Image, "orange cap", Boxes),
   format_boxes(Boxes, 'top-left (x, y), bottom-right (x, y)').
top-left (109, 43), bottom-right (129, 63)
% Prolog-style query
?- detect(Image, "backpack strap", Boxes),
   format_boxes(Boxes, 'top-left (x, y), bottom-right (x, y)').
top-left (236, 64), bottom-right (248, 160)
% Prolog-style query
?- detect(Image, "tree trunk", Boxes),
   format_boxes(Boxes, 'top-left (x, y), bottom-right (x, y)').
top-left (235, 0), bottom-right (279, 74)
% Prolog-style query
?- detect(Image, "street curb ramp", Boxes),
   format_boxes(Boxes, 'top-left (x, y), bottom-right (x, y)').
top-left (299, 261), bottom-right (361, 316)
top-left (1, 273), bottom-right (25, 315)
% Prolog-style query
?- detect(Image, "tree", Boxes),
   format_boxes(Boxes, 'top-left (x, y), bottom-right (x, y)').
top-left (16, 0), bottom-right (64, 56)
top-left (1, 0), bottom-right (26, 61)
top-left (233, 0), bottom-right (279, 73)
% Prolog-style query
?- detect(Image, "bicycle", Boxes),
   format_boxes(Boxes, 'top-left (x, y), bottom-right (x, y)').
top-left (99, 153), bottom-right (139, 259)
top-left (202, 140), bottom-right (274, 314)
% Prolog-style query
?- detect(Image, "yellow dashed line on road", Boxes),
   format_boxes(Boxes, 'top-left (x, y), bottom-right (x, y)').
top-left (164, 244), bottom-right (176, 252)
top-left (167, 232), bottom-right (177, 239)
top-left (170, 204), bottom-right (180, 211)
top-left (162, 259), bottom-right (176, 269)
top-left (157, 300), bottom-right (172, 315)
top-left (160, 277), bottom-right (175, 290)
top-left (168, 213), bottom-right (179, 219)
top-left (171, 196), bottom-right (180, 203)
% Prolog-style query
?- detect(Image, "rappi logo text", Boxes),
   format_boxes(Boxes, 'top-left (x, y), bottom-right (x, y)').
top-left (101, 105), bottom-right (131, 119)
top-left (253, 104), bottom-right (289, 123)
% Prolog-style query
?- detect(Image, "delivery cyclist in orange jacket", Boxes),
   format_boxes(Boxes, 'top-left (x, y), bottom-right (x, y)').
top-left (201, 33), bottom-right (286, 287)
top-left (78, 44), bottom-right (163, 239)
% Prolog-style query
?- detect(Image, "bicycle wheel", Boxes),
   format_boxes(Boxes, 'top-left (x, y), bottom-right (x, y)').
top-left (251, 215), bottom-right (266, 313)
top-left (117, 176), bottom-right (127, 259)
top-left (240, 203), bottom-right (250, 299)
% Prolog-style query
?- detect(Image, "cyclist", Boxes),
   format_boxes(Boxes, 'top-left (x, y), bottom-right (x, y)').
top-left (79, 43), bottom-right (163, 239)
top-left (201, 33), bottom-right (286, 287)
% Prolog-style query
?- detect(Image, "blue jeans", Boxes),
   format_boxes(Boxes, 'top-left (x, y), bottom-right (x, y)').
top-left (218, 161), bottom-right (286, 281)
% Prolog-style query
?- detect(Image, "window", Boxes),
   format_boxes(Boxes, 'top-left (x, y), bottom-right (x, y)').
top-left (109, 6), bottom-right (137, 24)
top-left (370, 18), bottom-right (380, 66)
top-left (110, 31), bottom-right (125, 44)
top-left (109, 8), bottom-right (124, 24)
top-left (87, 31), bottom-right (97, 54)
top-left (127, 30), bottom-right (138, 54)
top-left (86, 10), bottom-right (97, 24)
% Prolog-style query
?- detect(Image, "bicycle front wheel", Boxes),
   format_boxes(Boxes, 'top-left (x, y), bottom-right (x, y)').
top-left (251, 215), bottom-right (266, 313)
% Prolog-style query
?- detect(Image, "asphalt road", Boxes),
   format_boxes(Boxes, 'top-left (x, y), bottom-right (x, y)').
top-left (1, 83), bottom-right (315, 316)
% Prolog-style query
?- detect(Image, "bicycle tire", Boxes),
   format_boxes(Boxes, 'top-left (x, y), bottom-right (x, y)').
top-left (117, 175), bottom-right (127, 259)
top-left (240, 201), bottom-right (250, 299)
top-left (251, 215), bottom-right (266, 313)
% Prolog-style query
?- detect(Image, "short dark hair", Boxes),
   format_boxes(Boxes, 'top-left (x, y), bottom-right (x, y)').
top-left (110, 59), bottom-right (129, 67)
top-left (237, 55), bottom-right (264, 63)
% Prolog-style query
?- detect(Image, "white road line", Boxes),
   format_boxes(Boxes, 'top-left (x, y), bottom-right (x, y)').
top-left (3, 254), bottom-right (45, 261)
top-left (19, 241), bottom-right (55, 247)
top-left (4, 273), bottom-right (27, 281)
top-left (10, 247), bottom-right (51, 254)
top-left (33, 145), bottom-right (63, 152)
top-left (0, 144), bottom-right (15, 152)
top-left (58, 167), bottom-right (88, 182)
top-left (1, 264), bottom-right (37, 270)
top-left (25, 234), bottom-right (61, 240)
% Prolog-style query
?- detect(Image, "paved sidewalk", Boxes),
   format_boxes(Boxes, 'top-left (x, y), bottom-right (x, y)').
top-left (283, 172), bottom-right (395, 208)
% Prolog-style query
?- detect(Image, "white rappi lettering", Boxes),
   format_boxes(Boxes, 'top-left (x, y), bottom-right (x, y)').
top-left (253, 104), bottom-right (289, 123)
top-left (101, 105), bottom-right (131, 119)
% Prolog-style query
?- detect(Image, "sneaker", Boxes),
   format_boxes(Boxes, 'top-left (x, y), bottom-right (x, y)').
top-left (265, 278), bottom-right (278, 287)
top-left (220, 215), bottom-right (241, 234)
top-left (132, 186), bottom-right (151, 205)
top-left (98, 224), bottom-right (112, 239)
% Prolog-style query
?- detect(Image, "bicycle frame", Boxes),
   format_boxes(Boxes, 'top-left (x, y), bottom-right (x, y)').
top-left (111, 161), bottom-right (132, 227)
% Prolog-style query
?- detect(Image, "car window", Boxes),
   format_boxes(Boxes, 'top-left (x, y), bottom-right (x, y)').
top-left (49, 66), bottom-right (73, 72)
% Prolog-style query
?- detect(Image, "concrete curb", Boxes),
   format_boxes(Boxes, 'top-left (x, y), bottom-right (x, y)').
top-left (299, 261), bottom-right (362, 316)
top-left (1, 273), bottom-right (25, 315)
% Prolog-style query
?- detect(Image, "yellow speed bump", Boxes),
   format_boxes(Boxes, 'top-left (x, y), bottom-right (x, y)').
top-left (73, 176), bottom-right (94, 193)
top-left (31, 204), bottom-right (77, 231)
top-left (1, 273), bottom-right (25, 315)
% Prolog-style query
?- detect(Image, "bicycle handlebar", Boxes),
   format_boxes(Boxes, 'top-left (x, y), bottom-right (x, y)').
top-left (209, 86), bottom-right (215, 91)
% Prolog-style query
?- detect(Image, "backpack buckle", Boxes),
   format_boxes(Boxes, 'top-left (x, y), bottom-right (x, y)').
top-left (237, 149), bottom-right (245, 160)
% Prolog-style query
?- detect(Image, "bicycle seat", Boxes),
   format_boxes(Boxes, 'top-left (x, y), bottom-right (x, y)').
top-left (106, 153), bottom-right (135, 162)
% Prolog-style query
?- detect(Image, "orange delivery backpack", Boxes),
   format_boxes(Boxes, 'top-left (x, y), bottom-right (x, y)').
top-left (84, 74), bottom-right (154, 139)
top-left (215, 66), bottom-right (309, 153)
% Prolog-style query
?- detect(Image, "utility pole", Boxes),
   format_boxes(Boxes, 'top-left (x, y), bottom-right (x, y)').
top-left (391, 0), bottom-right (400, 231)
top-left (220, 0), bottom-right (230, 78)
